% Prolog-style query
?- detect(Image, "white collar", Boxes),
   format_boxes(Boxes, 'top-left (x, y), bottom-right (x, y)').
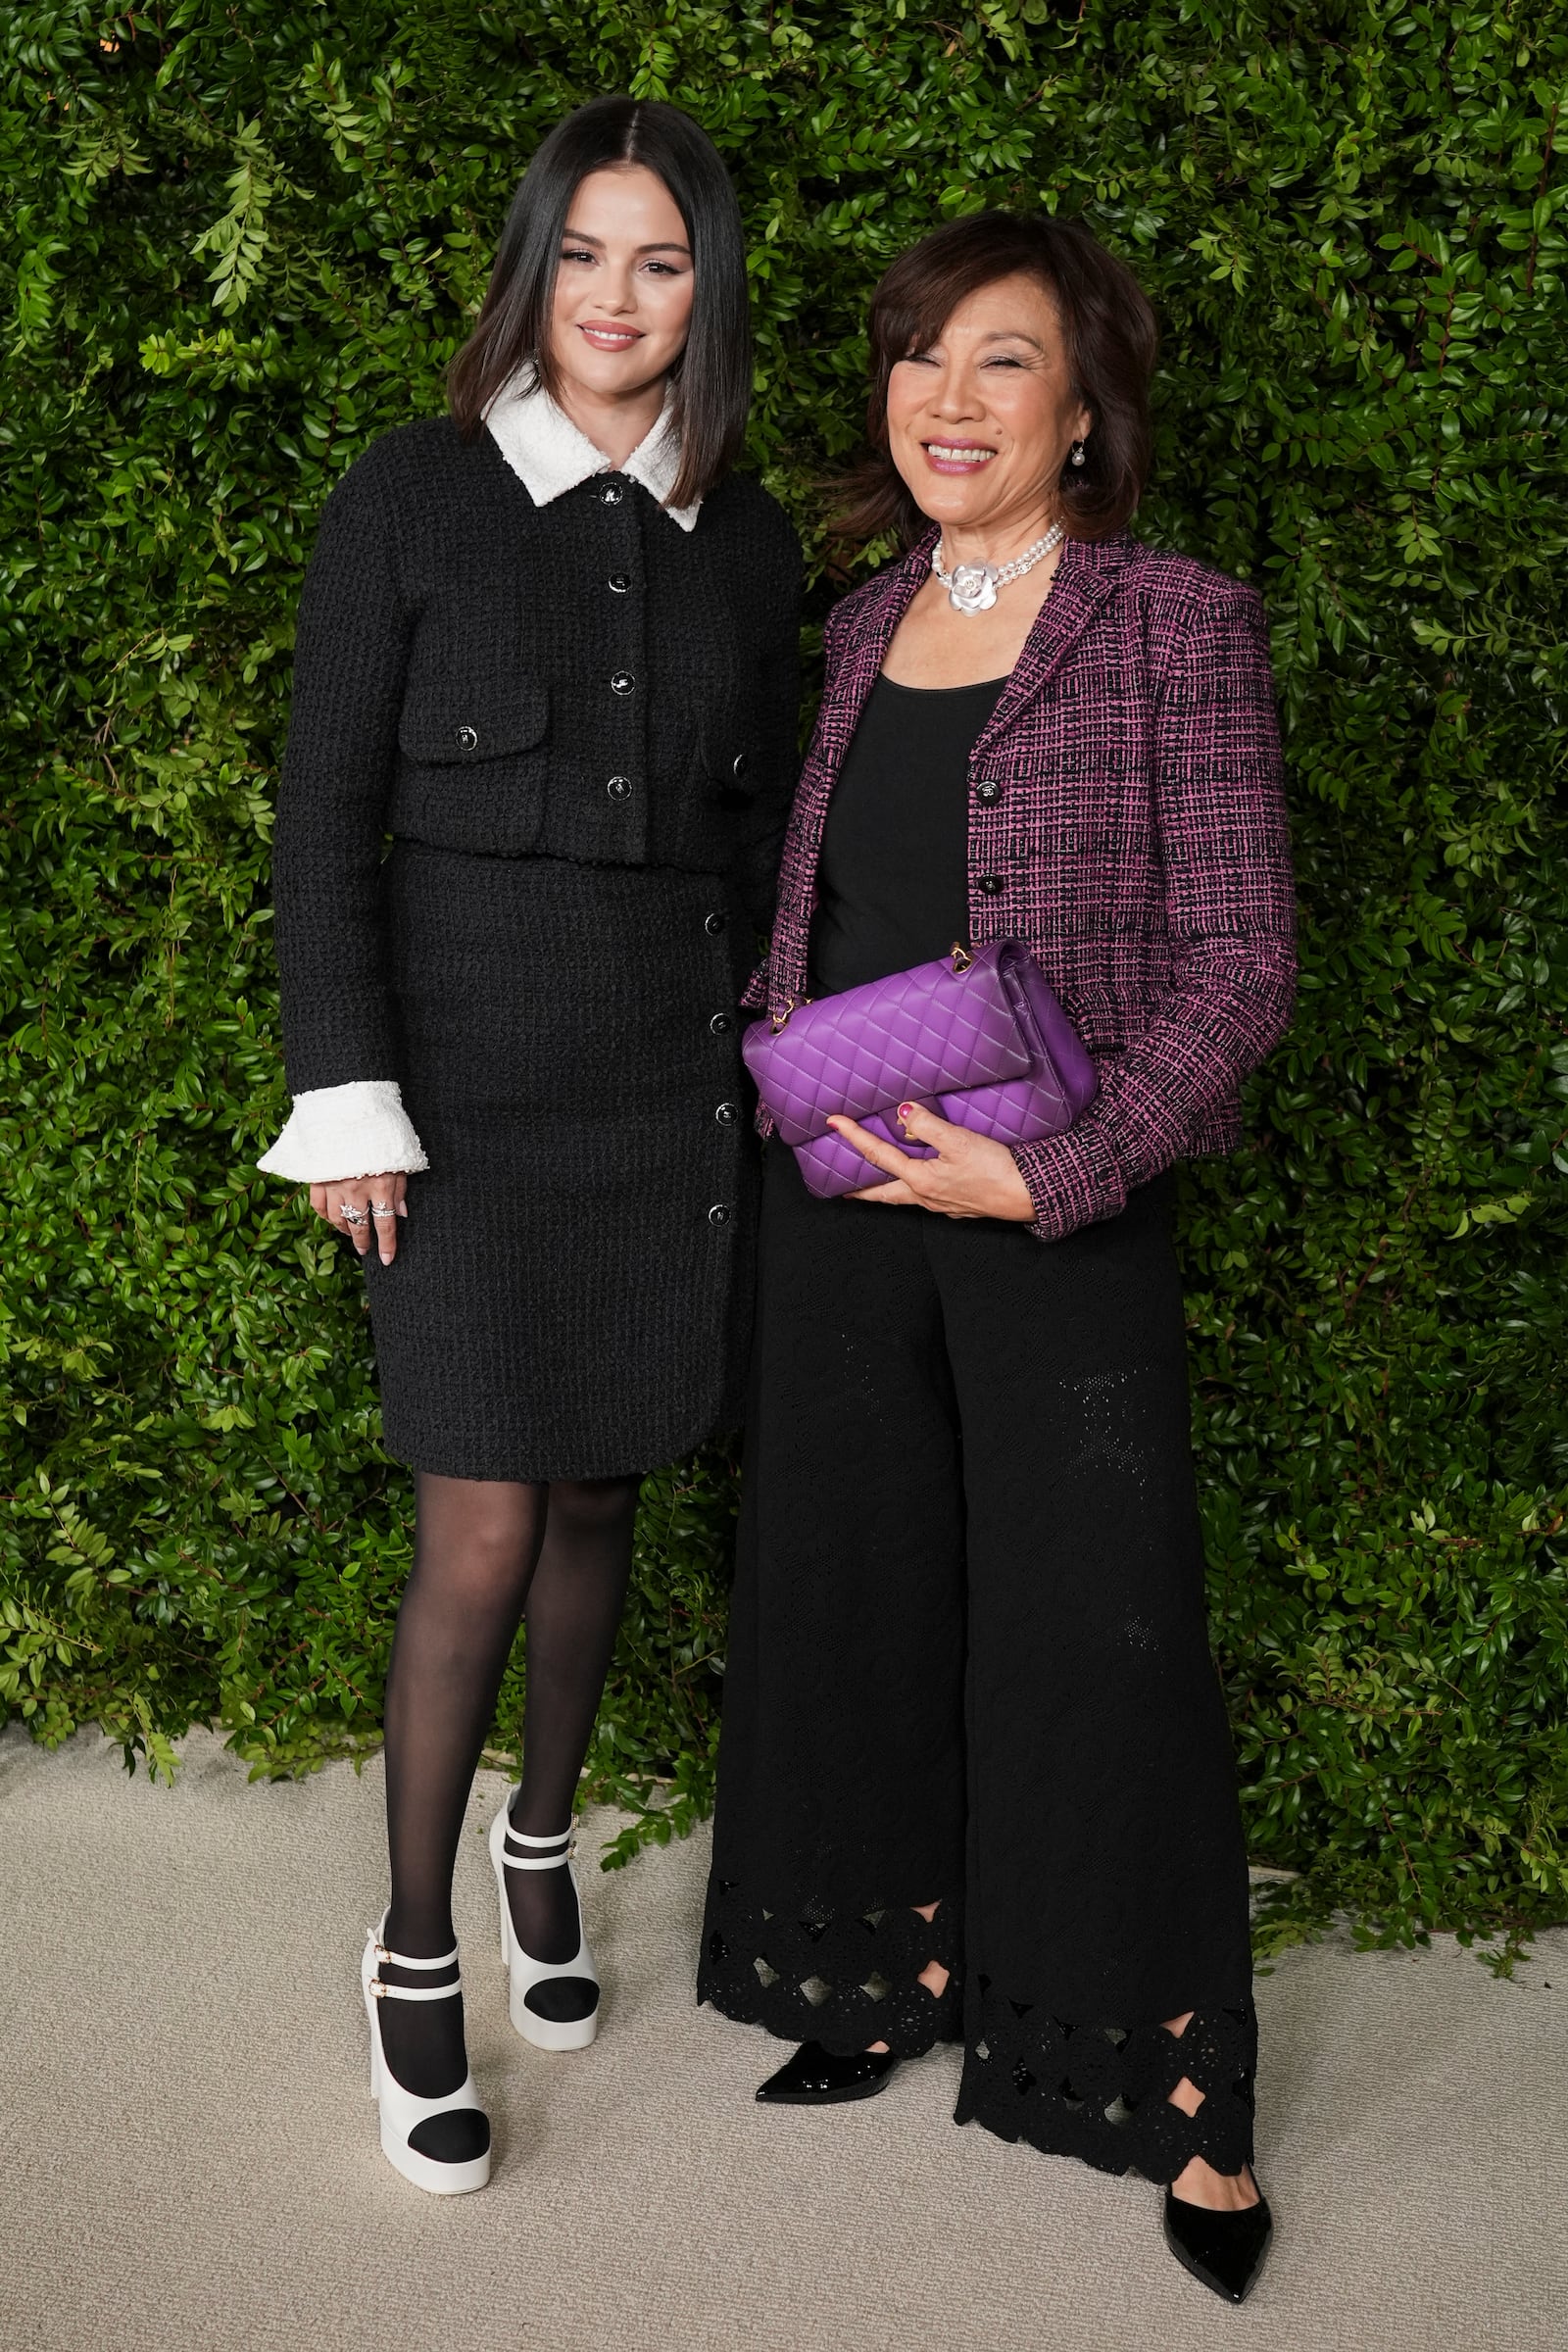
top-left (484, 379), bottom-right (701, 531)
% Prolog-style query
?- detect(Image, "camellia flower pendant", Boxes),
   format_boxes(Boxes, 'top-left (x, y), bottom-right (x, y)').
top-left (931, 520), bottom-right (1064, 614)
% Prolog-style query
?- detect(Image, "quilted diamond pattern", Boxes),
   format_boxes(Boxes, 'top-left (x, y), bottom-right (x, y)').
top-left (745, 941), bottom-right (1100, 1200)
top-left (743, 944), bottom-right (1034, 1149)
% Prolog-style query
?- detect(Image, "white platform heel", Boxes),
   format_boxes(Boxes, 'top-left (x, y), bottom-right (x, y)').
top-left (489, 1803), bottom-right (601, 2052)
top-left (362, 1913), bottom-right (491, 2194)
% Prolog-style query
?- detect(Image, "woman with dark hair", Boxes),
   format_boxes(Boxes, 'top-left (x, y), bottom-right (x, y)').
top-left (260, 96), bottom-right (800, 2194)
top-left (699, 213), bottom-right (1295, 2303)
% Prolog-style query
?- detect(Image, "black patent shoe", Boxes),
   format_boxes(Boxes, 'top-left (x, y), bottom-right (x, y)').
top-left (1162, 2181), bottom-right (1273, 2304)
top-left (756, 2040), bottom-right (899, 2105)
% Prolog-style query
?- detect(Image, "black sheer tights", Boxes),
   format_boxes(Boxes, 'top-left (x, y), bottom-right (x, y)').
top-left (375, 1469), bottom-right (637, 2099)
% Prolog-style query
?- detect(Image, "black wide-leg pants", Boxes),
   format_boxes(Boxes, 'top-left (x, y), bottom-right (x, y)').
top-left (699, 1146), bottom-right (1258, 2181)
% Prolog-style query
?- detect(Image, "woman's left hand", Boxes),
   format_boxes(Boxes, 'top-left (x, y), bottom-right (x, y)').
top-left (827, 1103), bottom-right (1037, 1222)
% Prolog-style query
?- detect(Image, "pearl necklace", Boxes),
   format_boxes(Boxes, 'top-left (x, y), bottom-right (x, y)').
top-left (930, 520), bottom-right (1064, 614)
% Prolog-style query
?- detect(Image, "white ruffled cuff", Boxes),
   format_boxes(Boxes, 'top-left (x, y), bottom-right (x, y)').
top-left (257, 1080), bottom-right (429, 1184)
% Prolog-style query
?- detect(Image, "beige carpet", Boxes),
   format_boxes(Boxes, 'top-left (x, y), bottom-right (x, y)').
top-left (3, 1723), bottom-right (1562, 2352)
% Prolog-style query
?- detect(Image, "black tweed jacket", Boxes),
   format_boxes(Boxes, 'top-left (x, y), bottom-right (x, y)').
top-left (272, 417), bottom-right (803, 1096)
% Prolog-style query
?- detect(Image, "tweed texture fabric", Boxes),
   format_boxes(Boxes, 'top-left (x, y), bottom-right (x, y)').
top-left (274, 417), bottom-right (801, 1096)
top-left (700, 1152), bottom-right (1257, 2183)
top-left (270, 419), bottom-right (801, 1477)
top-left (749, 527), bottom-right (1296, 1240)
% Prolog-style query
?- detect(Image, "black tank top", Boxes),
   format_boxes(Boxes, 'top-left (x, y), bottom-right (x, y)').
top-left (808, 672), bottom-right (1005, 998)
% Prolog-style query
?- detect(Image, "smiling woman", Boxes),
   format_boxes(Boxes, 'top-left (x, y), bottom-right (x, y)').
top-left (258, 94), bottom-right (801, 2200)
top-left (828, 222), bottom-right (1155, 707)
top-left (839, 214), bottom-right (1154, 551)
top-left (447, 100), bottom-right (751, 508)
top-left (860, 271), bottom-right (1090, 693)
top-left (555, 181), bottom-right (692, 355)
top-left (699, 211), bottom-right (1295, 2307)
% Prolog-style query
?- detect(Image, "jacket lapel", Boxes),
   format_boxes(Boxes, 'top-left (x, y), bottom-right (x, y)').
top-left (971, 531), bottom-right (1143, 759)
top-left (776, 529), bottom-right (1144, 1005)
top-left (818, 529), bottom-right (1142, 768)
top-left (770, 537), bottom-right (935, 997)
top-left (810, 529), bottom-right (937, 763)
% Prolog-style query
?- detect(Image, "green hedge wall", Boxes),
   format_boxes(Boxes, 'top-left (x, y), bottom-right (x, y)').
top-left (3, 1), bottom-right (1566, 1936)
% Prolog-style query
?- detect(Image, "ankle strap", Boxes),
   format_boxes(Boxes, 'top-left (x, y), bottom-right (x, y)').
top-left (370, 1935), bottom-right (459, 1970)
top-left (367, 1931), bottom-right (463, 2001)
top-left (502, 1823), bottom-right (574, 1872)
top-left (370, 1970), bottom-right (462, 2001)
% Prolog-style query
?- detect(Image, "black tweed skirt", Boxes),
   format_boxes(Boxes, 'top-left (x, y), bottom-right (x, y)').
top-left (363, 842), bottom-right (758, 1481)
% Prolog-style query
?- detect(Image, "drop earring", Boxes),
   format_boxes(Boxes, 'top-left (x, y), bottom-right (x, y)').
top-left (1070, 439), bottom-right (1086, 467)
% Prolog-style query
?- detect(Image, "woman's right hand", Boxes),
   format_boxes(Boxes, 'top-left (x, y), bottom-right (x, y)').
top-left (309, 1173), bottom-right (408, 1264)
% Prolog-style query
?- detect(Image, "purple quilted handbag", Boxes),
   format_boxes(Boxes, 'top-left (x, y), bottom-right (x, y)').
top-left (742, 940), bottom-right (1099, 1200)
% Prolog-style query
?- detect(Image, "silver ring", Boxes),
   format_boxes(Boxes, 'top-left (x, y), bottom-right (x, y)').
top-left (370, 1200), bottom-right (394, 1216)
top-left (340, 1205), bottom-right (368, 1227)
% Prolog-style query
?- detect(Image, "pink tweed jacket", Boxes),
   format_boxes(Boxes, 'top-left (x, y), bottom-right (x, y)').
top-left (749, 525), bottom-right (1297, 1241)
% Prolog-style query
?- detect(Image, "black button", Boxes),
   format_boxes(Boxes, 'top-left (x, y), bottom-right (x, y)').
top-left (455, 724), bottom-right (478, 752)
top-left (709, 1012), bottom-right (733, 1035)
top-left (607, 774), bottom-right (633, 802)
top-left (601, 482), bottom-right (624, 505)
top-left (610, 671), bottom-right (635, 697)
top-left (708, 1202), bottom-right (732, 1226)
top-left (979, 873), bottom-right (1004, 896)
top-left (731, 752), bottom-right (750, 780)
top-left (975, 779), bottom-right (1002, 806)
top-left (704, 911), bottom-right (727, 936)
top-left (608, 573), bottom-right (631, 594)
top-left (715, 1102), bottom-right (740, 1126)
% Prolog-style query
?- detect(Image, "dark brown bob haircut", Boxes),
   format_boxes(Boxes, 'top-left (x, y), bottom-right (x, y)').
top-left (448, 96), bottom-right (751, 510)
top-left (836, 211), bottom-right (1157, 547)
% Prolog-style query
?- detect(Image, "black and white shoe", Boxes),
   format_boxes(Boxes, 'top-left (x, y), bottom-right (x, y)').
top-left (488, 1803), bottom-right (601, 2051)
top-left (362, 1913), bottom-right (491, 2195)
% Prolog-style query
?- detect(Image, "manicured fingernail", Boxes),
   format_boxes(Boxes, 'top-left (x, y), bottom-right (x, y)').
top-left (898, 1102), bottom-right (915, 1122)
top-left (397, 1201), bottom-right (408, 1217)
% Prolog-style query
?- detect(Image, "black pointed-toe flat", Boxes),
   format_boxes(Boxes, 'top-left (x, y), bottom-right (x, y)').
top-left (755, 2040), bottom-right (899, 2106)
top-left (1162, 2183), bottom-right (1274, 2304)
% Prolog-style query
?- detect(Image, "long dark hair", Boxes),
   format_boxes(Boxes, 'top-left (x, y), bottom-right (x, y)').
top-left (835, 213), bottom-right (1157, 547)
top-left (448, 97), bottom-right (751, 509)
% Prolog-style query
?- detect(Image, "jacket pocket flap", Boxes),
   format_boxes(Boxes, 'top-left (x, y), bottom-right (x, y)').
top-left (398, 681), bottom-right (550, 765)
